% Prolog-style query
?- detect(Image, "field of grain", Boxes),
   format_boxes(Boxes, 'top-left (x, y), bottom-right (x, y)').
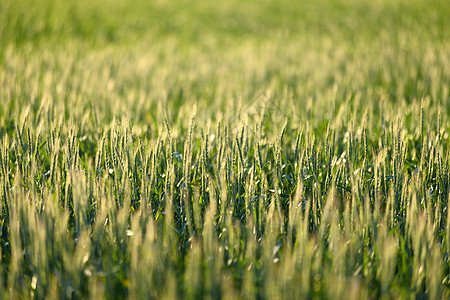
top-left (0, 0), bottom-right (449, 298)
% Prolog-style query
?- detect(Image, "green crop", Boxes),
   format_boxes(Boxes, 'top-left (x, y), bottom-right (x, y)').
top-left (0, 0), bottom-right (449, 298)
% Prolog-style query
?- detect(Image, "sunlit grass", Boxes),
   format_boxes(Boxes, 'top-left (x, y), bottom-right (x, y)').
top-left (0, 0), bottom-right (449, 298)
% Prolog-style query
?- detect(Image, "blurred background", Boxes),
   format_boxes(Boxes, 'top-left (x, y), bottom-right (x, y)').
top-left (0, 0), bottom-right (449, 133)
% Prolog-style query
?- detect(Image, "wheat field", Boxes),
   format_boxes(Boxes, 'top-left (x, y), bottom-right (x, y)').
top-left (0, 0), bottom-right (449, 298)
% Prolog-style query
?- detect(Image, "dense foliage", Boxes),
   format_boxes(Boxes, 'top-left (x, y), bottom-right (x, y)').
top-left (0, 0), bottom-right (449, 298)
